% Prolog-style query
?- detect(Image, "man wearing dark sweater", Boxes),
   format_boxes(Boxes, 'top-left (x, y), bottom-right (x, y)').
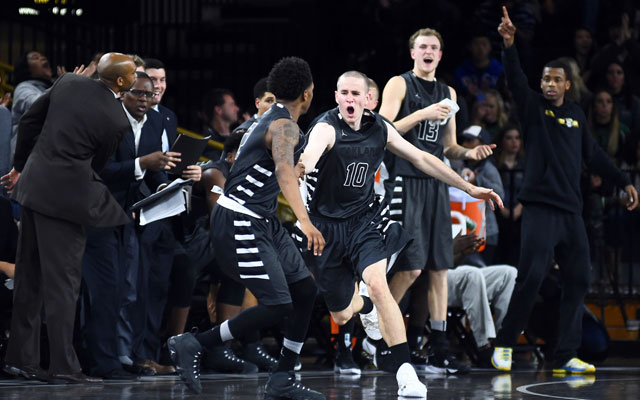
top-left (492, 7), bottom-right (638, 374)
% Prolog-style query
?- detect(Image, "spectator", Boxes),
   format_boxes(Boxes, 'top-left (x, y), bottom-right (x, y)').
top-left (233, 77), bottom-right (275, 133)
top-left (447, 233), bottom-right (517, 367)
top-left (459, 125), bottom-right (505, 265)
top-left (10, 51), bottom-right (53, 162)
top-left (471, 89), bottom-right (509, 141)
top-left (602, 61), bottom-right (640, 151)
top-left (557, 57), bottom-right (592, 109)
top-left (494, 124), bottom-right (525, 266)
top-left (587, 89), bottom-right (628, 164)
top-left (454, 33), bottom-right (504, 103)
top-left (572, 27), bottom-right (596, 82)
top-left (200, 88), bottom-right (239, 160)
top-left (589, 13), bottom-right (640, 96)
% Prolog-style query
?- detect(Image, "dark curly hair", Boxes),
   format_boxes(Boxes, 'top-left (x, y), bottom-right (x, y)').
top-left (224, 130), bottom-right (245, 154)
top-left (267, 57), bottom-right (312, 102)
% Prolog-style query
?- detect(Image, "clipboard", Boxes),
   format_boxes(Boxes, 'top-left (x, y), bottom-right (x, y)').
top-left (131, 178), bottom-right (193, 225)
top-left (169, 134), bottom-right (211, 175)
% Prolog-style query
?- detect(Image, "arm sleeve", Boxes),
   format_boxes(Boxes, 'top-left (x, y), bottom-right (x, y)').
top-left (99, 155), bottom-right (136, 184)
top-left (134, 157), bottom-right (146, 180)
top-left (501, 45), bottom-right (538, 129)
top-left (144, 169), bottom-right (169, 193)
top-left (583, 127), bottom-right (631, 188)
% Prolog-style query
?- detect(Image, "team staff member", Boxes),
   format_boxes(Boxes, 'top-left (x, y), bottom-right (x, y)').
top-left (492, 7), bottom-right (638, 374)
top-left (1, 53), bottom-right (137, 383)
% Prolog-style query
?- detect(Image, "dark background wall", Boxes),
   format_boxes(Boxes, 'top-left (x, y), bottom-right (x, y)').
top-left (0, 0), bottom-right (636, 131)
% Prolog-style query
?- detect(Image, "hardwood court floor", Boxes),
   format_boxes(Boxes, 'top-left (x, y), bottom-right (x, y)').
top-left (0, 366), bottom-right (639, 399)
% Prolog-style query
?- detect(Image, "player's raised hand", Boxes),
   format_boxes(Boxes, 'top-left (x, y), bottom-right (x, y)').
top-left (497, 6), bottom-right (516, 47)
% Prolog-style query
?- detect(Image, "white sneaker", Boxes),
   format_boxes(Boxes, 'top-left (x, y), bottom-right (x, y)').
top-left (552, 357), bottom-right (596, 374)
top-left (491, 347), bottom-right (512, 371)
top-left (358, 283), bottom-right (382, 341)
top-left (491, 374), bottom-right (512, 394)
top-left (396, 363), bottom-right (427, 398)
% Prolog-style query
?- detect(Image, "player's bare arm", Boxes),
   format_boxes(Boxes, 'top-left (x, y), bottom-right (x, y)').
top-left (297, 122), bottom-right (336, 174)
top-left (441, 87), bottom-right (496, 161)
top-left (270, 119), bottom-right (325, 255)
top-left (380, 75), bottom-right (453, 134)
top-left (386, 121), bottom-right (503, 210)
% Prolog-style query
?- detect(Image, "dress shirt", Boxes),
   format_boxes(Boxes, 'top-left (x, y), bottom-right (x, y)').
top-left (122, 105), bottom-right (148, 180)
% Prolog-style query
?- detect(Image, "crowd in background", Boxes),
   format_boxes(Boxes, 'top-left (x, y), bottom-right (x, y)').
top-left (0, 0), bottom-right (639, 381)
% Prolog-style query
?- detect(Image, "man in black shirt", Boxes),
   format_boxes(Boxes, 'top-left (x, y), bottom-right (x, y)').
top-left (492, 7), bottom-right (638, 374)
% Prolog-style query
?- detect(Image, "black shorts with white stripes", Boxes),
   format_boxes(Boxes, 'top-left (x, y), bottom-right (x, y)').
top-left (298, 197), bottom-right (409, 312)
top-left (210, 205), bottom-right (310, 306)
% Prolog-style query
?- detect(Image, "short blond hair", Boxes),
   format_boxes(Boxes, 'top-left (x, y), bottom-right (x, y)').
top-left (409, 28), bottom-right (444, 50)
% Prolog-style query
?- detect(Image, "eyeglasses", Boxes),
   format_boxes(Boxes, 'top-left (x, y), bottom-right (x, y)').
top-left (127, 90), bottom-right (155, 99)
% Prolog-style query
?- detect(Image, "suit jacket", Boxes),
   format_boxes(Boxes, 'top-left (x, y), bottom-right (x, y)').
top-left (156, 104), bottom-right (178, 147)
top-left (99, 109), bottom-right (169, 213)
top-left (12, 73), bottom-right (130, 227)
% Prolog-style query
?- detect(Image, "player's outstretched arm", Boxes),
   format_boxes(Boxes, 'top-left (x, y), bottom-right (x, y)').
top-left (297, 123), bottom-right (335, 175)
top-left (386, 122), bottom-right (503, 210)
top-left (269, 119), bottom-right (325, 255)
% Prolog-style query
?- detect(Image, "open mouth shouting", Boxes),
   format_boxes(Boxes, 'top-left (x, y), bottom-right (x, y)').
top-left (346, 106), bottom-right (355, 117)
top-left (423, 57), bottom-right (434, 67)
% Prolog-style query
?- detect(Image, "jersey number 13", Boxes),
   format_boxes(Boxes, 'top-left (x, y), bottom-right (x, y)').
top-left (417, 120), bottom-right (439, 142)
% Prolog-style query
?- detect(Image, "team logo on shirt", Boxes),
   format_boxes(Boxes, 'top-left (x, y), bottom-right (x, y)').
top-left (545, 110), bottom-right (579, 128)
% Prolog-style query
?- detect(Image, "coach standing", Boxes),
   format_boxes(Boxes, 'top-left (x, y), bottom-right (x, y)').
top-left (0, 53), bottom-right (136, 383)
top-left (492, 7), bottom-right (638, 374)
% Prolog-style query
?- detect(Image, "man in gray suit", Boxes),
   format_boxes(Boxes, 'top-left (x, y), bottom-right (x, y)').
top-left (0, 53), bottom-right (136, 383)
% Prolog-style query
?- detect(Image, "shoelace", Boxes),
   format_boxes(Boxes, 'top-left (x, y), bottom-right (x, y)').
top-left (223, 348), bottom-right (244, 363)
top-left (257, 347), bottom-right (276, 362)
top-left (291, 381), bottom-right (313, 392)
top-left (193, 351), bottom-right (201, 378)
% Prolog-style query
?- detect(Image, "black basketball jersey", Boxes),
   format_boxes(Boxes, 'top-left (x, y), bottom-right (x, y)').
top-left (395, 71), bottom-right (451, 177)
top-left (306, 108), bottom-right (388, 219)
top-left (224, 103), bottom-right (306, 216)
top-left (202, 159), bottom-right (231, 179)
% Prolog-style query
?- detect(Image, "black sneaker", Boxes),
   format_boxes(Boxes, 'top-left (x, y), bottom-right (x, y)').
top-left (167, 333), bottom-right (203, 393)
top-left (425, 347), bottom-right (471, 375)
top-left (333, 348), bottom-right (361, 375)
top-left (202, 344), bottom-right (258, 374)
top-left (410, 349), bottom-right (429, 372)
top-left (265, 371), bottom-right (325, 400)
top-left (242, 342), bottom-right (278, 372)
